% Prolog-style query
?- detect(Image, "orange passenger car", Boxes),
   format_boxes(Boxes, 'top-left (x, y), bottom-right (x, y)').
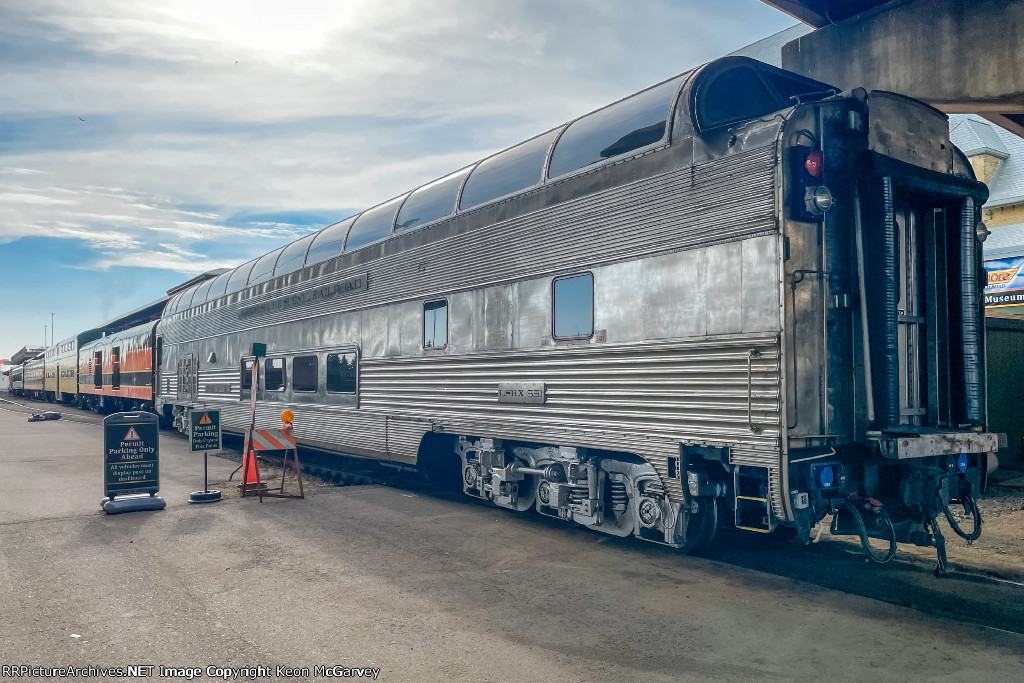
top-left (77, 321), bottom-right (158, 412)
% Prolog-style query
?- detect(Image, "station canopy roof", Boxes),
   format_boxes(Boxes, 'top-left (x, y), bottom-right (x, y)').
top-left (759, 1), bottom-right (892, 27)
top-left (11, 346), bottom-right (45, 364)
top-left (86, 296), bottom-right (169, 337)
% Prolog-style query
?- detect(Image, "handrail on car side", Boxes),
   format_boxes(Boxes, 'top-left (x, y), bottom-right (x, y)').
top-left (747, 348), bottom-right (761, 434)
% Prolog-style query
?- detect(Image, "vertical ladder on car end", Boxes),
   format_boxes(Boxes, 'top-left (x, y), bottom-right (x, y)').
top-left (734, 465), bottom-right (774, 533)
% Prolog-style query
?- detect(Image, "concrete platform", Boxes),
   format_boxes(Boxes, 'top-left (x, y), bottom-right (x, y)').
top-left (1, 403), bottom-right (1023, 681)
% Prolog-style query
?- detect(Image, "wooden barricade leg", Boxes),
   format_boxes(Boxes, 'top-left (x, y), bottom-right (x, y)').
top-left (260, 447), bottom-right (305, 499)
top-left (294, 448), bottom-right (304, 499)
top-left (279, 451), bottom-right (287, 493)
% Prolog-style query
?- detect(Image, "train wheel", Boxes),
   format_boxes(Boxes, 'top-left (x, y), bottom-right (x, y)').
top-left (680, 496), bottom-right (718, 553)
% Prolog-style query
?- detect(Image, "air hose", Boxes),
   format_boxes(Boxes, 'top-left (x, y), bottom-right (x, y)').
top-left (943, 494), bottom-right (982, 543)
top-left (843, 499), bottom-right (897, 564)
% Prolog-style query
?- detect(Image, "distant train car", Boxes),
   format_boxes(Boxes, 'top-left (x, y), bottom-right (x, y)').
top-left (43, 347), bottom-right (57, 401)
top-left (43, 341), bottom-right (69, 402)
top-left (77, 322), bottom-right (158, 412)
top-left (9, 365), bottom-right (24, 395)
top-left (46, 332), bottom-right (104, 404)
top-left (23, 357), bottom-right (45, 400)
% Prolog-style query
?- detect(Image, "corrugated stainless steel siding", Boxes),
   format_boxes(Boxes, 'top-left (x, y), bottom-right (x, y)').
top-left (161, 146), bottom-right (776, 344)
top-left (196, 367), bottom-right (237, 402)
top-left (177, 334), bottom-right (782, 502)
top-left (362, 334), bottom-right (781, 501)
top-left (207, 400), bottom-right (393, 460)
top-left (729, 447), bottom-right (783, 468)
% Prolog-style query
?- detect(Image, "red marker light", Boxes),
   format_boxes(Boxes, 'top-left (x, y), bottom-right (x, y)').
top-left (804, 150), bottom-right (823, 178)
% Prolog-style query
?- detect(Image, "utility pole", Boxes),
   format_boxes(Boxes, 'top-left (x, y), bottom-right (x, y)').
top-left (51, 313), bottom-right (54, 345)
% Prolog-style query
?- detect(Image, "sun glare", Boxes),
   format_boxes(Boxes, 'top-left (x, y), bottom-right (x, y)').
top-left (159, 0), bottom-right (359, 57)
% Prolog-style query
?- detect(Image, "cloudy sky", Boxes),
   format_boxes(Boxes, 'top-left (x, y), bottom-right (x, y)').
top-left (0, 0), bottom-right (796, 358)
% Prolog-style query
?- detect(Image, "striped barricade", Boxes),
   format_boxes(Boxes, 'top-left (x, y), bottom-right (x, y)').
top-left (247, 428), bottom-right (296, 451)
top-left (240, 426), bottom-right (304, 501)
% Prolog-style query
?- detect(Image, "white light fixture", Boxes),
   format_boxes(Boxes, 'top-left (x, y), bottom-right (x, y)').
top-left (804, 186), bottom-right (834, 215)
top-left (977, 220), bottom-right (990, 243)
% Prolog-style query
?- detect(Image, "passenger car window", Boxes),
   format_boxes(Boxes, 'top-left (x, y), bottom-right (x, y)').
top-left (690, 59), bottom-right (832, 132)
top-left (553, 274), bottom-right (594, 338)
top-left (205, 270), bottom-right (234, 301)
top-left (247, 246), bottom-right (285, 286)
top-left (423, 300), bottom-right (448, 349)
top-left (189, 278), bottom-right (215, 309)
top-left (326, 353), bottom-right (357, 393)
top-left (264, 358), bottom-right (285, 391)
top-left (459, 129), bottom-right (559, 211)
top-left (274, 232), bottom-right (317, 276)
top-left (224, 259), bottom-right (258, 294)
top-left (293, 355), bottom-right (318, 392)
top-left (173, 284), bottom-right (200, 313)
top-left (305, 217), bottom-right (356, 266)
top-left (548, 75), bottom-right (683, 179)
top-left (395, 168), bottom-right (471, 234)
top-left (345, 194), bottom-right (408, 251)
top-left (163, 292), bottom-right (184, 316)
top-left (697, 67), bottom-right (775, 130)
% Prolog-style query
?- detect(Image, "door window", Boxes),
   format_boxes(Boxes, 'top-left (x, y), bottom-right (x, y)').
top-left (293, 355), bottom-right (318, 392)
top-left (264, 358), bottom-right (285, 392)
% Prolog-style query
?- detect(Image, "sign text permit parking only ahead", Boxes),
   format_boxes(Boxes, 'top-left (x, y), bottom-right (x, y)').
top-left (189, 409), bottom-right (222, 452)
top-left (102, 412), bottom-right (165, 514)
top-left (104, 412), bottom-right (160, 497)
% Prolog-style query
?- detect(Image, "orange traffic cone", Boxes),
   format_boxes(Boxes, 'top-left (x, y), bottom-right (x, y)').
top-left (243, 449), bottom-right (260, 485)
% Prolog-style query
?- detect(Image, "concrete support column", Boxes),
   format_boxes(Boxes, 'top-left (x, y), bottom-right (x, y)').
top-left (778, 0), bottom-right (1024, 135)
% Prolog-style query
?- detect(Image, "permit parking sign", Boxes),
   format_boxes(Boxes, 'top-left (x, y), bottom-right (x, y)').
top-left (103, 412), bottom-right (160, 498)
top-left (189, 409), bottom-right (222, 452)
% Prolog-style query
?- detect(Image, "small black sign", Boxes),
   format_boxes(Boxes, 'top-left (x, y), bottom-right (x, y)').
top-left (103, 412), bottom-right (160, 497)
top-left (189, 409), bottom-right (222, 452)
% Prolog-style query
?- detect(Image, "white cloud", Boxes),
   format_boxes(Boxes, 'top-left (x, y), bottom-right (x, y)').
top-left (0, 167), bottom-right (47, 175)
top-left (0, 191), bottom-right (76, 205)
top-left (51, 226), bottom-right (142, 250)
top-left (92, 251), bottom-right (233, 274)
top-left (4, 0), bottom-right (783, 124)
top-left (0, 0), bottom-right (796, 357)
top-left (0, 1), bottom-right (793, 265)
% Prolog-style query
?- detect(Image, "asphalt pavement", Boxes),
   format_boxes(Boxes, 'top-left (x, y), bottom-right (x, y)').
top-left (1, 401), bottom-right (1023, 682)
